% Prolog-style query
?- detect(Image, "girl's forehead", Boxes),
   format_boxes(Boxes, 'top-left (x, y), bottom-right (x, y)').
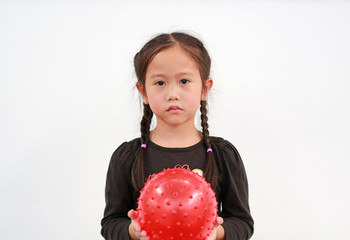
top-left (152, 45), bottom-right (192, 62)
top-left (146, 46), bottom-right (199, 76)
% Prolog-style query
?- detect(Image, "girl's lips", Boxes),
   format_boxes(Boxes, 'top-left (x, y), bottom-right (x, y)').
top-left (167, 105), bottom-right (182, 113)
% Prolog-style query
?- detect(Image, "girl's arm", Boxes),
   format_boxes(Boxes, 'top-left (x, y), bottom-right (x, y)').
top-left (101, 141), bottom-right (139, 240)
top-left (214, 138), bottom-right (254, 239)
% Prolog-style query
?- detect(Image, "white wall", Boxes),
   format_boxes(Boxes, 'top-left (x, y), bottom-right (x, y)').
top-left (1, 1), bottom-right (349, 239)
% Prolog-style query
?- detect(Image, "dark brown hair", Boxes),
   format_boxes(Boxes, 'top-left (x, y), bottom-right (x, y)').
top-left (132, 32), bottom-right (218, 191)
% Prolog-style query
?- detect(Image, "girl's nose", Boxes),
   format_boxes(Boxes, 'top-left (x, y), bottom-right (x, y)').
top-left (167, 84), bottom-right (179, 101)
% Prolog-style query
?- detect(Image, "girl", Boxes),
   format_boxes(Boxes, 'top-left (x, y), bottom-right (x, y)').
top-left (101, 32), bottom-right (254, 240)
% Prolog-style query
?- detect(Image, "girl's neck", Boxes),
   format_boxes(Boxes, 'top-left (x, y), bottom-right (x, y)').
top-left (150, 124), bottom-right (202, 148)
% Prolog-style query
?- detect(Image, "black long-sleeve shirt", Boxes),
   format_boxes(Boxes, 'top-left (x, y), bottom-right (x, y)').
top-left (101, 137), bottom-right (254, 239)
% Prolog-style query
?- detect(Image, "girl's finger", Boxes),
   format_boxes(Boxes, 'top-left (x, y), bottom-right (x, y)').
top-left (128, 209), bottom-right (139, 220)
top-left (135, 223), bottom-right (141, 233)
top-left (215, 216), bottom-right (224, 225)
top-left (140, 230), bottom-right (149, 240)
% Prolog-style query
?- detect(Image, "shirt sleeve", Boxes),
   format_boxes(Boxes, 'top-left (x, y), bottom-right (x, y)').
top-left (101, 142), bottom-right (137, 240)
top-left (218, 140), bottom-right (254, 239)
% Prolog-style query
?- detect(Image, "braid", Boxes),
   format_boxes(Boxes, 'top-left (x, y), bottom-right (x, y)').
top-left (140, 103), bottom-right (153, 144)
top-left (200, 100), bottom-right (218, 190)
top-left (131, 104), bottom-right (153, 191)
top-left (200, 100), bottom-right (210, 145)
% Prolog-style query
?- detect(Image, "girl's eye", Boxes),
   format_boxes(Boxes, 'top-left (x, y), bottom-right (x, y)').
top-left (179, 79), bottom-right (189, 85)
top-left (155, 81), bottom-right (166, 86)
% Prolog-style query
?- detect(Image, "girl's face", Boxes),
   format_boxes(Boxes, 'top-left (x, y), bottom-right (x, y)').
top-left (137, 45), bottom-right (212, 128)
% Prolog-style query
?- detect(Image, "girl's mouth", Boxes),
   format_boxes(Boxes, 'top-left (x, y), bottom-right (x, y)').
top-left (167, 105), bottom-right (182, 113)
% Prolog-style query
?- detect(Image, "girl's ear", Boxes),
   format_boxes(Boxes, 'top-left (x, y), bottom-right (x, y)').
top-left (201, 78), bottom-right (213, 101)
top-left (136, 82), bottom-right (149, 104)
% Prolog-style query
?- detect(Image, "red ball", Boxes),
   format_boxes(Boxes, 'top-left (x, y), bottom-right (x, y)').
top-left (137, 167), bottom-right (218, 240)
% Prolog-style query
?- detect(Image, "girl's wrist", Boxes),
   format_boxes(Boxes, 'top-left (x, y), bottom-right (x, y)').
top-left (216, 225), bottom-right (225, 240)
top-left (128, 223), bottom-right (137, 240)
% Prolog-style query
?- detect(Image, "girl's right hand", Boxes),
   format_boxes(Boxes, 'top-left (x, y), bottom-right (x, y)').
top-left (128, 209), bottom-right (149, 240)
top-left (207, 216), bottom-right (225, 240)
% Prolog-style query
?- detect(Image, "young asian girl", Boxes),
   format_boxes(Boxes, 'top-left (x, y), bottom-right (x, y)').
top-left (101, 32), bottom-right (254, 240)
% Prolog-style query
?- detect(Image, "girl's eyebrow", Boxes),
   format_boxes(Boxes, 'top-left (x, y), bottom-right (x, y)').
top-left (150, 72), bottom-right (194, 79)
top-left (175, 72), bottom-right (194, 77)
top-left (150, 73), bottom-right (167, 79)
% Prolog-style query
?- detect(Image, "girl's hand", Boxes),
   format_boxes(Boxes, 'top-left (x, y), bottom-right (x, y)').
top-left (128, 209), bottom-right (149, 240)
top-left (206, 216), bottom-right (224, 240)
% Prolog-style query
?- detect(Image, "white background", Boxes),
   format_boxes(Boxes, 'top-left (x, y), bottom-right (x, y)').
top-left (1, 0), bottom-right (349, 239)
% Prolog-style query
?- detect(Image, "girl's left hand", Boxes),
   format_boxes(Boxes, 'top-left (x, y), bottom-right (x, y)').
top-left (128, 209), bottom-right (149, 240)
top-left (206, 216), bottom-right (224, 240)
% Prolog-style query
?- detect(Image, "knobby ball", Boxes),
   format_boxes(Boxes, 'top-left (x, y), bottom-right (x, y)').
top-left (137, 167), bottom-right (218, 240)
